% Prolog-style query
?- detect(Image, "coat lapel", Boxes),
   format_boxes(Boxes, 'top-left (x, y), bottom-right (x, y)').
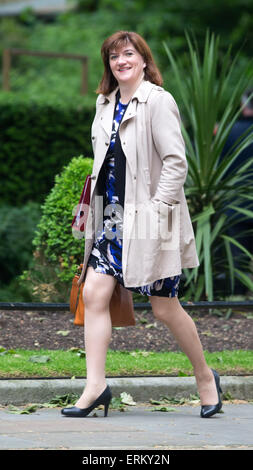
top-left (120, 100), bottom-right (137, 125)
top-left (100, 98), bottom-right (115, 138)
top-left (99, 80), bottom-right (155, 135)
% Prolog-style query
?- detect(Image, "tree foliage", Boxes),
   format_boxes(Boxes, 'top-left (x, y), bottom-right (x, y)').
top-left (0, 0), bottom-right (252, 103)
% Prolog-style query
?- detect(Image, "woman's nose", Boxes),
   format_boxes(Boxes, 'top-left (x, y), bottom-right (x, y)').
top-left (117, 55), bottom-right (127, 65)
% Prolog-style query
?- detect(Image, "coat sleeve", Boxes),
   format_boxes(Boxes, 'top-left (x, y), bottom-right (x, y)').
top-left (150, 90), bottom-right (188, 204)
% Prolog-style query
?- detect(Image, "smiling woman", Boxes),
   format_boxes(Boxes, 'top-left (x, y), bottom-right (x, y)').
top-left (61, 30), bottom-right (223, 421)
top-left (97, 30), bottom-right (163, 96)
top-left (108, 46), bottom-right (146, 103)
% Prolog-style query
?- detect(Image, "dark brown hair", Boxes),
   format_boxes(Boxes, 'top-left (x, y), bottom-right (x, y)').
top-left (96, 31), bottom-right (163, 95)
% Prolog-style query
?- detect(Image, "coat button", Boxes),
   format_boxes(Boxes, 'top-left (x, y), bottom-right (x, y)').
top-left (105, 142), bottom-right (109, 146)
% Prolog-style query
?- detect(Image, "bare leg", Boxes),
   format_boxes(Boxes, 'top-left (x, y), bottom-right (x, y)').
top-left (150, 296), bottom-right (219, 405)
top-left (75, 266), bottom-right (116, 409)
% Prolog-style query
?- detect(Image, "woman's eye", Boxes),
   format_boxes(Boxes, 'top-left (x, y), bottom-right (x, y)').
top-left (110, 51), bottom-right (134, 60)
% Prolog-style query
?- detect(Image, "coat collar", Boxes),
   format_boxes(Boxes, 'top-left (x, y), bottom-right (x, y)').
top-left (96, 80), bottom-right (161, 105)
top-left (97, 80), bottom-right (163, 139)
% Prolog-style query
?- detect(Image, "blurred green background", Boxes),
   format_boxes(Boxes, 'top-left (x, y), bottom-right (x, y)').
top-left (0, 0), bottom-right (252, 302)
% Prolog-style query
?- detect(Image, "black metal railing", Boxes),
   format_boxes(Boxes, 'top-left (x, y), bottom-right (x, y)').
top-left (0, 301), bottom-right (253, 312)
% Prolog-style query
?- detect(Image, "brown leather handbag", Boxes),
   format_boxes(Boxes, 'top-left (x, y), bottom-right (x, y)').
top-left (69, 266), bottom-right (136, 327)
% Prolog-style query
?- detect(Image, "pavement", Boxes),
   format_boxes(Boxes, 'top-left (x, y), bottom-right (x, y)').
top-left (0, 376), bottom-right (253, 450)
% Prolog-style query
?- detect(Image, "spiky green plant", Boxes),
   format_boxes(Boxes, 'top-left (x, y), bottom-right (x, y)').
top-left (164, 32), bottom-right (253, 300)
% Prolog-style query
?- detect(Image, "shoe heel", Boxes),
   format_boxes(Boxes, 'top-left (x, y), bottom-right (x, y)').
top-left (104, 399), bottom-right (110, 417)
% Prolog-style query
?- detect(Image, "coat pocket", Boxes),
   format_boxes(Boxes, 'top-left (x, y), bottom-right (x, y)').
top-left (150, 199), bottom-right (180, 251)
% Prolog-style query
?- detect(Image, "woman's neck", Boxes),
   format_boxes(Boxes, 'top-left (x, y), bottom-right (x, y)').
top-left (118, 75), bottom-right (144, 104)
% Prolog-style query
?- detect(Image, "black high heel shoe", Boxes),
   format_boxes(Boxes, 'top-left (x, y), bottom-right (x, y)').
top-left (61, 385), bottom-right (112, 418)
top-left (200, 369), bottom-right (223, 418)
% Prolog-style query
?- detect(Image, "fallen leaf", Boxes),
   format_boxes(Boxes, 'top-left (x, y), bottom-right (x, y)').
top-left (120, 392), bottom-right (136, 406)
top-left (149, 399), bottom-right (163, 405)
top-left (56, 330), bottom-right (70, 336)
top-left (145, 323), bottom-right (156, 329)
top-left (0, 348), bottom-right (18, 356)
top-left (7, 404), bottom-right (38, 414)
top-left (67, 347), bottom-right (85, 357)
top-left (201, 330), bottom-right (214, 337)
top-left (110, 397), bottom-right (127, 411)
top-left (29, 355), bottom-right (50, 363)
top-left (139, 318), bottom-right (148, 324)
top-left (150, 406), bottom-right (176, 412)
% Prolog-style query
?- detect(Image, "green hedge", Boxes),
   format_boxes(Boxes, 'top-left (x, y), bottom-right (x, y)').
top-left (0, 202), bottom-right (41, 284)
top-left (20, 155), bottom-right (93, 302)
top-left (0, 96), bottom-right (95, 205)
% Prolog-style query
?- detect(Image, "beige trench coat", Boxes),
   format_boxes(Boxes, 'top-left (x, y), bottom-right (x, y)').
top-left (79, 79), bottom-right (199, 287)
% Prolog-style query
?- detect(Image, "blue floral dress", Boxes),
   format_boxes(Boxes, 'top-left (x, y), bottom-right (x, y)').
top-left (87, 96), bottom-right (180, 297)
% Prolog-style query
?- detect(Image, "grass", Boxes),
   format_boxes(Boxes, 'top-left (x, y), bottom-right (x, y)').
top-left (0, 348), bottom-right (252, 378)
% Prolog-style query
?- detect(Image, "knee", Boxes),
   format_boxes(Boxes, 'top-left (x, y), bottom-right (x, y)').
top-left (82, 280), bottom-right (95, 307)
top-left (151, 296), bottom-right (180, 324)
top-left (82, 278), bottom-right (112, 311)
top-left (152, 307), bottom-right (169, 323)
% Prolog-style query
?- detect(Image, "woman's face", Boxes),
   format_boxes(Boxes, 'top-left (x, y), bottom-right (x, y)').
top-left (109, 42), bottom-right (146, 87)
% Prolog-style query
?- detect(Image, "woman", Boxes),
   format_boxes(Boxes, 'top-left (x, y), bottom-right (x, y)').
top-left (62, 31), bottom-right (222, 419)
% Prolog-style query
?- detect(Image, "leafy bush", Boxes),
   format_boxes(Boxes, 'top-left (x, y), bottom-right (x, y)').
top-left (0, 202), bottom-right (41, 284)
top-left (21, 155), bottom-right (93, 302)
top-left (0, 277), bottom-right (33, 302)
